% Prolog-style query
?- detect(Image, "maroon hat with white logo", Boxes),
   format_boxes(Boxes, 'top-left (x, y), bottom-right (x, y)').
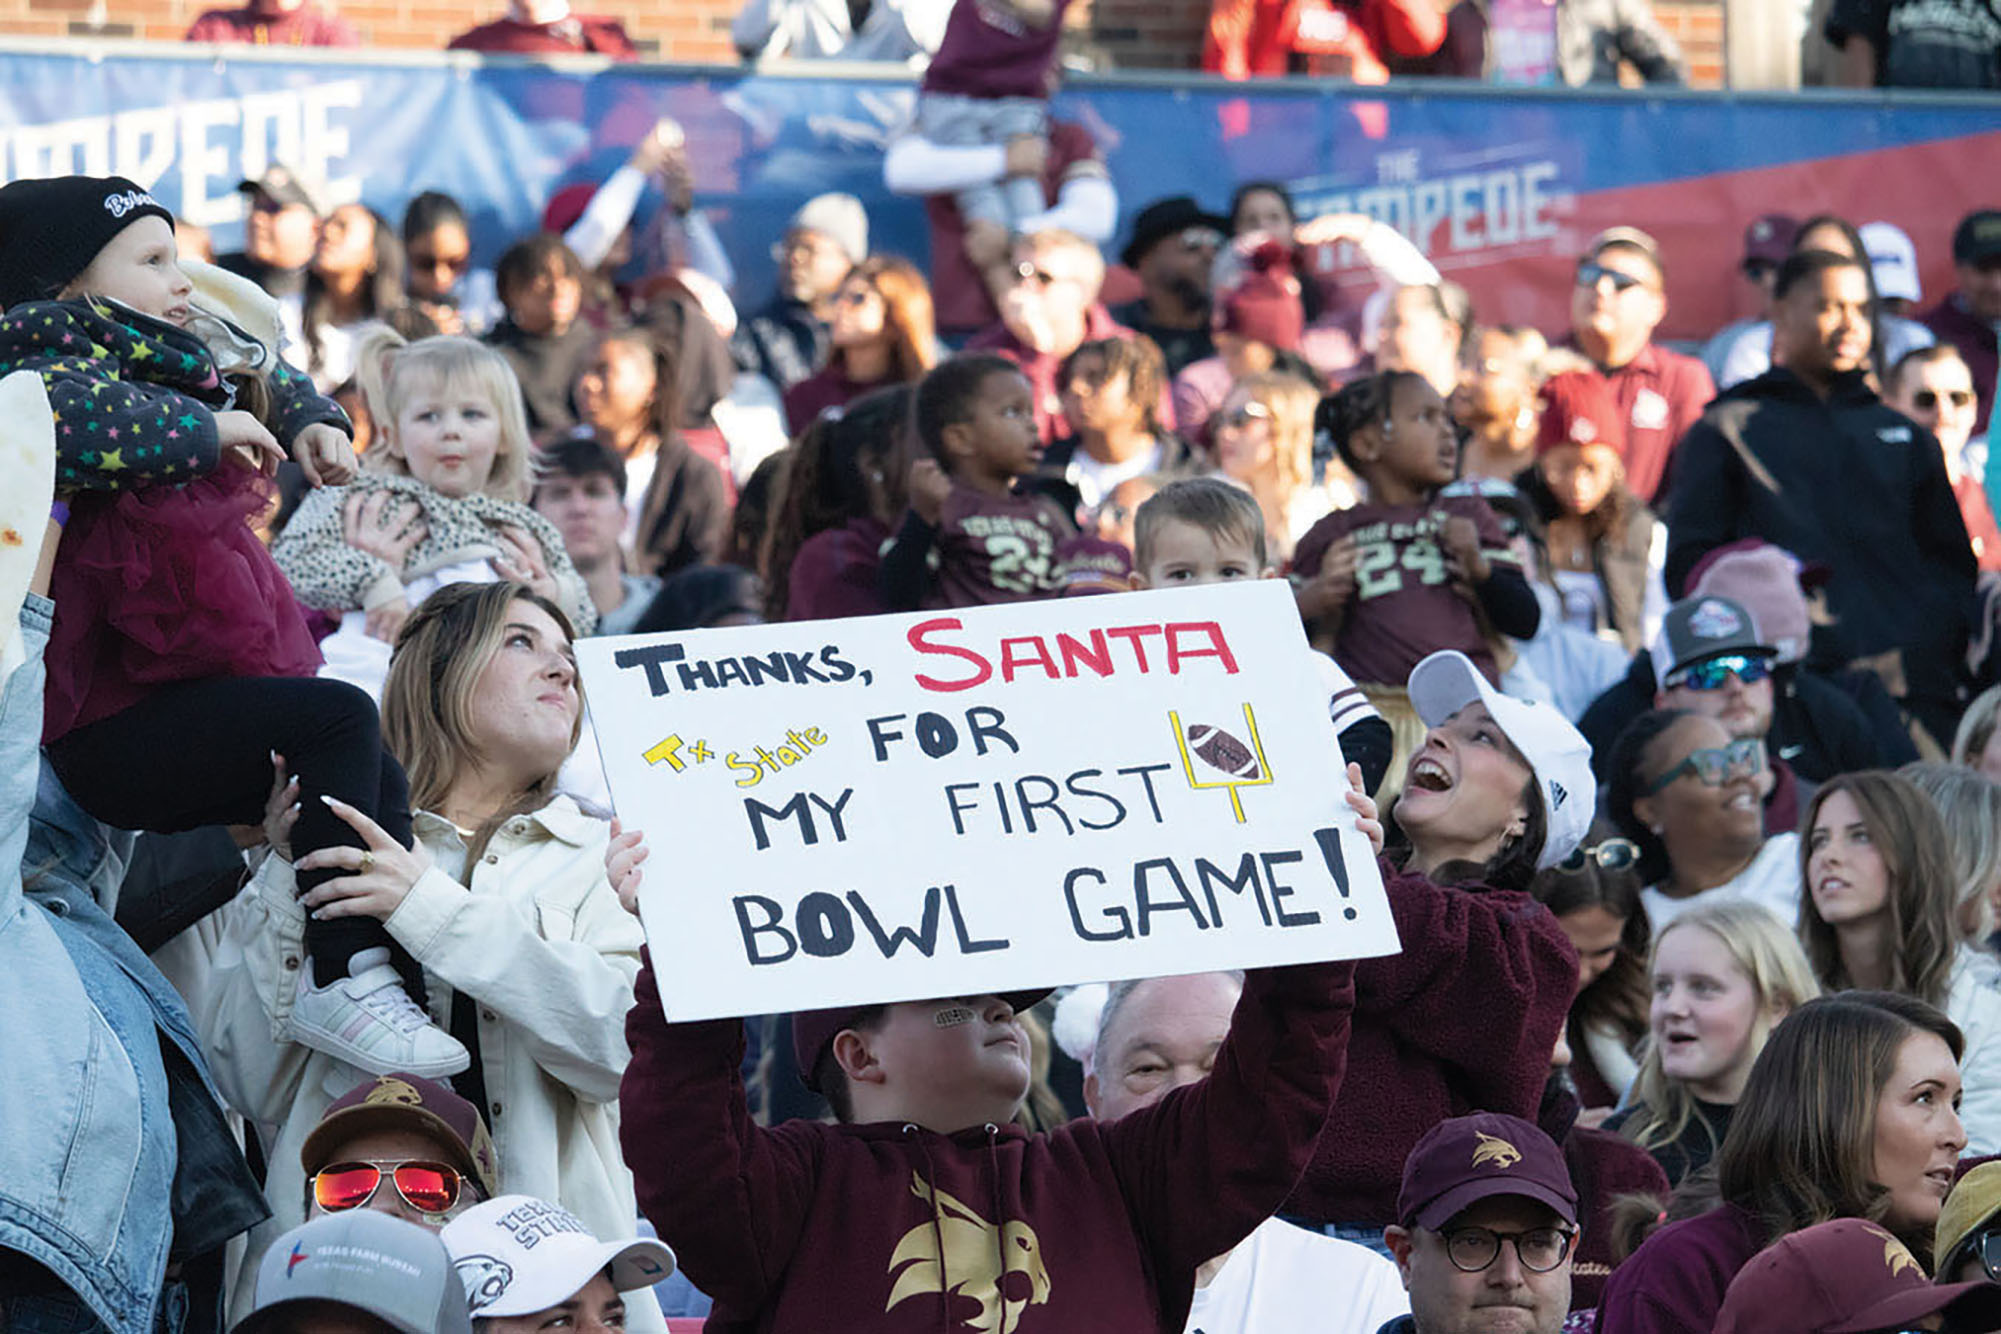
top-left (1716, 1218), bottom-right (2001, 1334)
top-left (1396, 1112), bottom-right (1577, 1231)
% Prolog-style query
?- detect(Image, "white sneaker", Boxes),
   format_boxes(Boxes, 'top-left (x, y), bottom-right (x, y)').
top-left (291, 947), bottom-right (469, 1078)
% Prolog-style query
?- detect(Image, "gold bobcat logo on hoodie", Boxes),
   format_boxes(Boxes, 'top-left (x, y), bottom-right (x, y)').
top-left (886, 1172), bottom-right (1051, 1332)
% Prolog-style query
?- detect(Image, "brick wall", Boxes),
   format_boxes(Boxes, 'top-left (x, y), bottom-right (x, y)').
top-left (0, 0), bottom-right (1724, 85)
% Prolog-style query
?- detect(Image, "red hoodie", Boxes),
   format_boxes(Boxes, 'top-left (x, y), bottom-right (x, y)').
top-left (1284, 858), bottom-right (1578, 1223)
top-left (620, 958), bottom-right (1356, 1333)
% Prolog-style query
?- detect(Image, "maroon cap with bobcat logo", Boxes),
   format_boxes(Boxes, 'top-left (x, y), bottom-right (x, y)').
top-left (1396, 1112), bottom-right (1577, 1231)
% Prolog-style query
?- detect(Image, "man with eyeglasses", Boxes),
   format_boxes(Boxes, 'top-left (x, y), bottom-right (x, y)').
top-left (1564, 227), bottom-right (1714, 505)
top-left (1665, 248), bottom-right (1978, 755)
top-left (1887, 345), bottom-right (2000, 573)
top-left (216, 166), bottom-right (322, 358)
top-left (1644, 595), bottom-right (1802, 831)
top-left (301, 1073), bottom-right (497, 1230)
top-left (730, 193), bottom-right (867, 393)
top-left (1922, 210), bottom-right (2001, 438)
top-left (1109, 196), bottom-right (1228, 378)
top-left (1379, 1112), bottom-right (1578, 1334)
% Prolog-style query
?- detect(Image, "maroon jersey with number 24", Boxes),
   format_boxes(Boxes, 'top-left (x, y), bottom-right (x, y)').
top-left (1291, 495), bottom-right (1516, 687)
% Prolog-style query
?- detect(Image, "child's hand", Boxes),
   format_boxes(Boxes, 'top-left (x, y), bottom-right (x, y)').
top-left (365, 597), bottom-right (411, 645)
top-left (1296, 535), bottom-right (1360, 620)
top-left (342, 492), bottom-right (429, 567)
top-left (216, 411), bottom-right (283, 476)
top-left (908, 459), bottom-right (952, 526)
top-left (1438, 514), bottom-right (1489, 584)
top-left (1344, 761), bottom-right (1384, 856)
top-left (493, 524), bottom-right (562, 604)
top-left (1004, 133), bottom-right (1048, 179)
top-left (293, 422), bottom-right (358, 488)
top-left (607, 817), bottom-right (650, 917)
top-left (260, 749), bottom-right (301, 860)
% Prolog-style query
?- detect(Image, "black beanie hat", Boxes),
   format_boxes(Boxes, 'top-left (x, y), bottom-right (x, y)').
top-left (0, 175), bottom-right (176, 313)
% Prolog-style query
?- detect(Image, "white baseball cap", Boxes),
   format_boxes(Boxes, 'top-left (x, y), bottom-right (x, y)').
top-left (1407, 650), bottom-right (1597, 869)
top-left (442, 1197), bottom-right (675, 1319)
top-left (1860, 221), bottom-right (1922, 305)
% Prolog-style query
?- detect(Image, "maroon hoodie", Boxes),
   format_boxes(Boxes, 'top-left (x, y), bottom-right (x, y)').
top-left (1284, 858), bottom-right (1578, 1223)
top-left (619, 958), bottom-right (1356, 1333)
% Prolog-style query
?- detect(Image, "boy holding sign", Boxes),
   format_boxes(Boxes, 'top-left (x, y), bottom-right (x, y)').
top-left (609, 774), bottom-right (1382, 1333)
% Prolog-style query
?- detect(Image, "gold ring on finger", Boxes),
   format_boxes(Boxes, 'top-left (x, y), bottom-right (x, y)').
top-left (359, 850), bottom-right (376, 874)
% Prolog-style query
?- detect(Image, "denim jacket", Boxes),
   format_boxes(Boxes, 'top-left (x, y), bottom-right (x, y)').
top-left (1, 597), bottom-right (267, 1334)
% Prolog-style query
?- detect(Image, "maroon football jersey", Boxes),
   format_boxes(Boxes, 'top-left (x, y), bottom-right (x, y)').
top-left (931, 482), bottom-right (1064, 608)
top-left (1291, 495), bottom-right (1516, 686)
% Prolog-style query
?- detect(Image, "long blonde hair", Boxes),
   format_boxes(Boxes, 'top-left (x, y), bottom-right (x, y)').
top-left (357, 328), bottom-right (535, 503)
top-left (1623, 901), bottom-right (1819, 1158)
top-left (1231, 370), bottom-right (1320, 500)
top-left (381, 582), bottom-right (581, 833)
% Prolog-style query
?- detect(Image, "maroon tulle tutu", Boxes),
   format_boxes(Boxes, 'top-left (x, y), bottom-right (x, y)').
top-left (44, 470), bottom-right (323, 743)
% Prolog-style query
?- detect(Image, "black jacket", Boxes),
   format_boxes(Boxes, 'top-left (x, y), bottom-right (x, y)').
top-left (484, 316), bottom-right (597, 433)
top-left (1663, 367), bottom-right (1976, 736)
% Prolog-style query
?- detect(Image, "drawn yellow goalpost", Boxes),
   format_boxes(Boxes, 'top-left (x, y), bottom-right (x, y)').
top-left (1168, 703), bottom-right (1275, 824)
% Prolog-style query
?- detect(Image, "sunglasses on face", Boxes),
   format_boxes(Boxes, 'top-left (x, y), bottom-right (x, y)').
top-left (1645, 736), bottom-right (1767, 795)
top-left (1179, 227), bottom-right (1225, 252)
top-left (1577, 261), bottom-right (1647, 294)
top-left (1914, 389), bottom-right (1976, 410)
top-left (1559, 837), bottom-right (1642, 873)
top-left (1664, 653), bottom-right (1771, 692)
top-left (1217, 402), bottom-right (1274, 431)
top-left (1741, 259), bottom-right (1777, 282)
top-left (312, 1160), bottom-right (468, 1215)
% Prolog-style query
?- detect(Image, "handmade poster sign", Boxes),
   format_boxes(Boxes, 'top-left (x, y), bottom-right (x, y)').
top-left (577, 581), bottom-right (1400, 1021)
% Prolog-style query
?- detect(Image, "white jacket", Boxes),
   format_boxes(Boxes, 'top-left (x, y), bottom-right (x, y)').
top-left (1949, 947), bottom-right (2001, 1157)
top-left (196, 796), bottom-right (658, 1330)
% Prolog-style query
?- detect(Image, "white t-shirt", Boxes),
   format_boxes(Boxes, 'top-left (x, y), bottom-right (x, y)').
top-left (1070, 440), bottom-right (1164, 511)
top-left (1184, 1218), bottom-right (1410, 1334)
top-left (1640, 832), bottom-right (1801, 933)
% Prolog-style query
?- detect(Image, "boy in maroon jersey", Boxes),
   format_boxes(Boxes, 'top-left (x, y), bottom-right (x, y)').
top-left (881, 354), bottom-right (1069, 608)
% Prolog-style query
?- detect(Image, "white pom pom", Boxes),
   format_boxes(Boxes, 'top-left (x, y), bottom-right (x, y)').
top-left (1050, 982), bottom-right (1110, 1072)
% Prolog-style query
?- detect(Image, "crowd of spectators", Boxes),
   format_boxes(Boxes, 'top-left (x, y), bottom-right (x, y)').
top-left (7, 9), bottom-right (2001, 1331)
top-left (173, 0), bottom-right (2001, 90)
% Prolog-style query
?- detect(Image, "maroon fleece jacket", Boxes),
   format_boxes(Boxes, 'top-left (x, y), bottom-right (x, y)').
top-left (620, 959), bottom-right (1356, 1333)
top-left (1284, 858), bottom-right (1578, 1223)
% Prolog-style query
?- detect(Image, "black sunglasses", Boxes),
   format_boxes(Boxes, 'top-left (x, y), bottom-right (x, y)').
top-left (1914, 389), bottom-right (1976, 410)
top-left (1559, 838), bottom-right (1642, 873)
top-left (1577, 261), bottom-right (1646, 293)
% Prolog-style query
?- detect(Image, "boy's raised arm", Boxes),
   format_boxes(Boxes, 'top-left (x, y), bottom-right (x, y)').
top-left (1097, 958), bottom-right (1358, 1281)
top-left (620, 954), bottom-right (822, 1312)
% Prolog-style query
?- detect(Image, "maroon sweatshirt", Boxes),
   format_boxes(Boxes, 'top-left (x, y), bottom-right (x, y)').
top-left (1284, 858), bottom-right (1577, 1223)
top-left (619, 958), bottom-right (1356, 1333)
top-left (1593, 1202), bottom-right (1764, 1334)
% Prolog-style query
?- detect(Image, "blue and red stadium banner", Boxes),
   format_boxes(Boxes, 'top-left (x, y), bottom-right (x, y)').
top-left (0, 40), bottom-right (1992, 340)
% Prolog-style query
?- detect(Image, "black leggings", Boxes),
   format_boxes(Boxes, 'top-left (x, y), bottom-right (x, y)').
top-left (47, 675), bottom-right (416, 990)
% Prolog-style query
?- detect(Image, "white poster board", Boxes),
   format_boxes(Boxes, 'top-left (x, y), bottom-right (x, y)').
top-left (576, 582), bottom-right (1400, 1021)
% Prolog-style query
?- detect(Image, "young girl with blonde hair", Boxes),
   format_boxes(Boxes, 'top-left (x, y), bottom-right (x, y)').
top-left (1210, 369), bottom-right (1352, 562)
top-left (275, 329), bottom-right (594, 700)
top-left (1608, 899), bottom-right (1818, 1185)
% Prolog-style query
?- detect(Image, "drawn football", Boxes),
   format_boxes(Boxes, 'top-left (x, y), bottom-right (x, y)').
top-left (1187, 723), bottom-right (1261, 780)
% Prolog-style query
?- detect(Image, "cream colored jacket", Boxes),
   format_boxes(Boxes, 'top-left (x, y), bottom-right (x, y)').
top-left (195, 796), bottom-right (659, 1330)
